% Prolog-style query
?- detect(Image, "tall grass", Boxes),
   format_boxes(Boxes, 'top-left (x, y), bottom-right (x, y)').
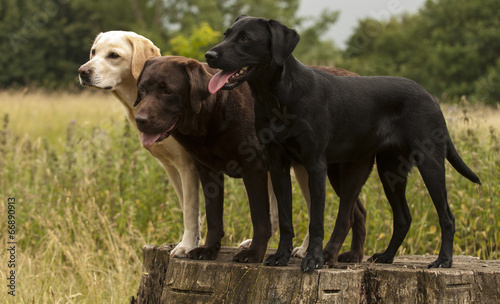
top-left (0, 91), bottom-right (498, 303)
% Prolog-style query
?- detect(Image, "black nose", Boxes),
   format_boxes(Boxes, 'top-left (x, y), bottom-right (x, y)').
top-left (78, 66), bottom-right (92, 76)
top-left (78, 66), bottom-right (92, 81)
top-left (135, 114), bottom-right (149, 127)
top-left (205, 50), bottom-right (218, 62)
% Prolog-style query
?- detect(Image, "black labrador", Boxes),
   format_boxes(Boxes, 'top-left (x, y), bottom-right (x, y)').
top-left (205, 15), bottom-right (481, 272)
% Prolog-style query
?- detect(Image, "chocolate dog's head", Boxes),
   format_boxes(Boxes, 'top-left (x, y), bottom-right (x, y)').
top-left (134, 56), bottom-right (212, 146)
top-left (205, 15), bottom-right (300, 94)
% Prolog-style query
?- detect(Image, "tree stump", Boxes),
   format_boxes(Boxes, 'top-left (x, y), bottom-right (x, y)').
top-left (130, 245), bottom-right (500, 304)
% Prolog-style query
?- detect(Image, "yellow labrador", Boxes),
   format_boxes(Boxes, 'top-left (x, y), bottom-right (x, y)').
top-left (78, 31), bottom-right (315, 258)
top-left (78, 31), bottom-right (201, 257)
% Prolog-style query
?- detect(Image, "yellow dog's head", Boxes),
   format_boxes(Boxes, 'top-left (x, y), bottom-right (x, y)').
top-left (78, 31), bottom-right (160, 92)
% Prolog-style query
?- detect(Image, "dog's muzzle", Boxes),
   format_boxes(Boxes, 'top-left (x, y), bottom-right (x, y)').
top-left (205, 51), bottom-right (218, 64)
top-left (78, 66), bottom-right (92, 84)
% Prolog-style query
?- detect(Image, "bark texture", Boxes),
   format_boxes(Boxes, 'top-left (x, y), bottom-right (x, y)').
top-left (131, 245), bottom-right (500, 304)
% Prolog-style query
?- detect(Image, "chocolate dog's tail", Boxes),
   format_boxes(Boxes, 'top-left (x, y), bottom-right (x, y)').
top-left (446, 135), bottom-right (482, 185)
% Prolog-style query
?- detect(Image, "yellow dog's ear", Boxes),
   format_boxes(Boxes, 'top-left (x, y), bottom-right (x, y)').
top-left (183, 60), bottom-right (212, 114)
top-left (128, 35), bottom-right (161, 79)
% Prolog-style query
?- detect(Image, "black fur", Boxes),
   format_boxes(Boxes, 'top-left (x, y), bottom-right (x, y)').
top-left (206, 15), bottom-right (481, 272)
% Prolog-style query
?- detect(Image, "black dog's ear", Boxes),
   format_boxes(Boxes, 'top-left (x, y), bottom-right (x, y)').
top-left (183, 60), bottom-right (212, 114)
top-left (267, 19), bottom-right (300, 65)
top-left (234, 15), bottom-right (249, 24)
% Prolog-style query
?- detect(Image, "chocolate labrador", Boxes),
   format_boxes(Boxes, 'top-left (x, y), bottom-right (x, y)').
top-left (134, 56), bottom-right (271, 262)
top-left (205, 15), bottom-right (481, 272)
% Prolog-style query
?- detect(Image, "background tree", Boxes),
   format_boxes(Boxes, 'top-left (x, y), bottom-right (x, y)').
top-left (341, 0), bottom-right (500, 104)
top-left (1, 0), bottom-right (498, 104)
top-left (169, 22), bottom-right (221, 60)
top-left (0, 0), bottom-right (338, 89)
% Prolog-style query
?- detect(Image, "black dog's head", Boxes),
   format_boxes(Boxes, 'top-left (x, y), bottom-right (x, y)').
top-left (134, 56), bottom-right (212, 146)
top-left (205, 15), bottom-right (300, 94)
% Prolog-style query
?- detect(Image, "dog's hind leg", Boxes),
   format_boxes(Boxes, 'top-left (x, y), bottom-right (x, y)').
top-left (175, 167), bottom-right (202, 256)
top-left (337, 200), bottom-right (367, 263)
top-left (323, 157), bottom-right (373, 267)
top-left (327, 164), bottom-right (367, 263)
top-left (417, 153), bottom-right (454, 268)
top-left (369, 152), bottom-right (412, 264)
top-left (162, 164), bottom-right (201, 258)
top-left (291, 165), bottom-right (311, 258)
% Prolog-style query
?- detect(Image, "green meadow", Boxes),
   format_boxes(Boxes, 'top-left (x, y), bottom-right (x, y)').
top-left (1, 90), bottom-right (499, 303)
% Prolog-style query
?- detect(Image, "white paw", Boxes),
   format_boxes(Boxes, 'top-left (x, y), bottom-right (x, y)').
top-left (292, 246), bottom-right (308, 258)
top-left (170, 242), bottom-right (196, 258)
top-left (238, 239), bottom-right (253, 249)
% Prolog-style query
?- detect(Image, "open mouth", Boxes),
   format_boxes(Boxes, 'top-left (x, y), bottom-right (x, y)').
top-left (208, 66), bottom-right (254, 94)
top-left (140, 119), bottom-right (178, 146)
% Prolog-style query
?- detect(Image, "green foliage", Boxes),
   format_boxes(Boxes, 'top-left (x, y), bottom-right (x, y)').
top-left (473, 57), bottom-right (500, 105)
top-left (0, 0), bottom-right (319, 89)
top-left (168, 22), bottom-right (221, 60)
top-left (2, 0), bottom-right (499, 104)
top-left (342, 0), bottom-right (500, 103)
top-left (0, 0), bottom-right (158, 89)
top-left (293, 9), bottom-right (341, 64)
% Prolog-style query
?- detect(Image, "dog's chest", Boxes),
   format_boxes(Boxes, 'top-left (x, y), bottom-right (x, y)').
top-left (175, 134), bottom-right (249, 178)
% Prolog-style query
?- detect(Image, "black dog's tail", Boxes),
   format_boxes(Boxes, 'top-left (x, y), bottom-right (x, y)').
top-left (446, 135), bottom-right (481, 185)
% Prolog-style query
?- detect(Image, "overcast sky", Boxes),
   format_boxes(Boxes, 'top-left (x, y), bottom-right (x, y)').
top-left (298, 0), bottom-right (427, 49)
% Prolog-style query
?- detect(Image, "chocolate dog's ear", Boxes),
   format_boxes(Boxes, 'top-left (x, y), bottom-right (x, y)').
top-left (133, 59), bottom-right (151, 107)
top-left (267, 19), bottom-right (300, 65)
top-left (133, 92), bottom-right (141, 107)
top-left (184, 60), bottom-right (212, 114)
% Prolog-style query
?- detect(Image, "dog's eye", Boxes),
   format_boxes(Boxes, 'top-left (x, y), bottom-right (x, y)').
top-left (91, 49), bottom-right (96, 56)
top-left (240, 35), bottom-right (249, 42)
top-left (108, 52), bottom-right (120, 59)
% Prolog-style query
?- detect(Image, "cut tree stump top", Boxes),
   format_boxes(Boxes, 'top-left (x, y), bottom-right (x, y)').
top-left (131, 244), bottom-right (500, 304)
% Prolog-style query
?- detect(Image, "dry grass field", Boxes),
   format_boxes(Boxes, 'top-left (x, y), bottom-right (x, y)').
top-left (1, 90), bottom-right (498, 303)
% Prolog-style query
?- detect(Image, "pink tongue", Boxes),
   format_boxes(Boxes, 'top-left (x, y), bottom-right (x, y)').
top-left (140, 121), bottom-right (177, 146)
top-left (209, 70), bottom-right (238, 94)
top-left (141, 133), bottom-right (162, 146)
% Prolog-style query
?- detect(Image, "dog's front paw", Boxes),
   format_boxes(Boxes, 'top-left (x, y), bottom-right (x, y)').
top-left (187, 246), bottom-right (220, 260)
top-left (368, 252), bottom-right (394, 264)
top-left (301, 251), bottom-right (324, 273)
top-left (238, 239), bottom-right (252, 249)
top-left (170, 243), bottom-right (196, 258)
top-left (264, 249), bottom-right (291, 267)
top-left (322, 247), bottom-right (338, 267)
top-left (338, 250), bottom-right (363, 263)
top-left (292, 245), bottom-right (308, 258)
top-left (428, 256), bottom-right (452, 268)
top-left (233, 248), bottom-right (265, 263)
